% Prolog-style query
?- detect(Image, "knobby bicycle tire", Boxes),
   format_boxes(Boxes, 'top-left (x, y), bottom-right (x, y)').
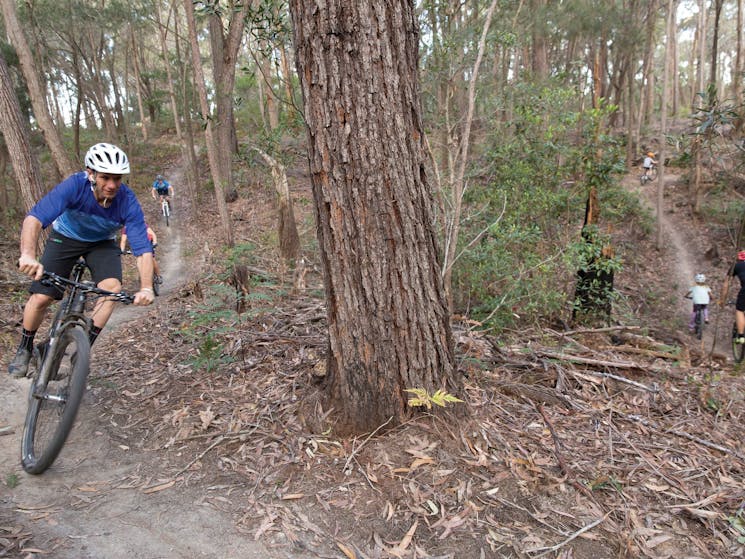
top-left (152, 272), bottom-right (160, 296)
top-left (732, 323), bottom-right (745, 363)
top-left (163, 200), bottom-right (170, 227)
top-left (694, 309), bottom-right (703, 340)
top-left (21, 325), bottom-right (91, 474)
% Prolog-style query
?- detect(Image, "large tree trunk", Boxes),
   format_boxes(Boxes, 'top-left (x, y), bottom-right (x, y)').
top-left (289, 0), bottom-right (457, 434)
top-left (0, 52), bottom-right (45, 211)
top-left (0, 0), bottom-right (75, 178)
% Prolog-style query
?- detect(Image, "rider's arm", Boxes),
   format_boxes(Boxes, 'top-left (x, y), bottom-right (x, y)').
top-left (18, 215), bottom-right (44, 280)
top-left (148, 228), bottom-right (158, 245)
top-left (119, 233), bottom-right (128, 252)
top-left (134, 252), bottom-right (155, 306)
top-left (169, 185), bottom-right (174, 197)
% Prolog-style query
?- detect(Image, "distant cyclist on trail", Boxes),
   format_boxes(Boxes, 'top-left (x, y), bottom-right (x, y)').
top-left (723, 250), bottom-right (745, 344)
top-left (686, 273), bottom-right (713, 332)
top-left (151, 174), bottom-right (174, 201)
top-left (642, 151), bottom-right (657, 181)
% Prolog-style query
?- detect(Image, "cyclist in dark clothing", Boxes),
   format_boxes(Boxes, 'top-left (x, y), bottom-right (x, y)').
top-left (729, 251), bottom-right (745, 344)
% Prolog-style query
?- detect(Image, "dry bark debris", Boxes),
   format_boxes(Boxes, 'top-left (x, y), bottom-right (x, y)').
top-left (80, 292), bottom-right (745, 559)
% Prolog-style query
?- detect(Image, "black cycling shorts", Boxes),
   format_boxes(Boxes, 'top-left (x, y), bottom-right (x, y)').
top-left (737, 288), bottom-right (745, 312)
top-left (30, 230), bottom-right (122, 300)
top-left (155, 189), bottom-right (169, 196)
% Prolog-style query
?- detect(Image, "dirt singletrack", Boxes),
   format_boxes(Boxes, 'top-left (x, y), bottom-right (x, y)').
top-left (0, 165), bottom-right (283, 559)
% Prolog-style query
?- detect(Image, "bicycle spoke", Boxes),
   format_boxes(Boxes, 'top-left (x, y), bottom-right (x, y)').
top-left (22, 326), bottom-right (90, 474)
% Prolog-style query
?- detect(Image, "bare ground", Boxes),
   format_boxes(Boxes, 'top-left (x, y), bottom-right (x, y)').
top-left (1, 156), bottom-right (744, 559)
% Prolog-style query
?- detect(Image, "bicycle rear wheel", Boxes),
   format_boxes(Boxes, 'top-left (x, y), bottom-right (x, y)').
top-left (732, 323), bottom-right (745, 363)
top-left (21, 325), bottom-right (91, 474)
top-left (694, 310), bottom-right (703, 340)
top-left (152, 272), bottom-right (160, 296)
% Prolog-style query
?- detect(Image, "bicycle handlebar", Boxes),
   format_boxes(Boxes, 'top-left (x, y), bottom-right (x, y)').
top-left (40, 271), bottom-right (134, 304)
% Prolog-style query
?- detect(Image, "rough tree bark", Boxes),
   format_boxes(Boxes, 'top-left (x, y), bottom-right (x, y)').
top-left (0, 52), bottom-right (45, 211)
top-left (289, 0), bottom-right (457, 434)
top-left (0, 0), bottom-right (75, 178)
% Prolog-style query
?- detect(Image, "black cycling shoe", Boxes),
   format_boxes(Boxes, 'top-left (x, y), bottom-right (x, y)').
top-left (8, 347), bottom-right (31, 378)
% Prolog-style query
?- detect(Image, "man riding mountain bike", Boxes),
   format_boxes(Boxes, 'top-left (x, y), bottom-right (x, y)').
top-left (8, 143), bottom-right (155, 378)
top-left (151, 174), bottom-right (174, 202)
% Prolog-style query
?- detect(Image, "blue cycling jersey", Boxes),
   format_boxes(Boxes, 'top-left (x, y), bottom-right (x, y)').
top-left (29, 172), bottom-right (152, 256)
top-left (153, 179), bottom-right (170, 193)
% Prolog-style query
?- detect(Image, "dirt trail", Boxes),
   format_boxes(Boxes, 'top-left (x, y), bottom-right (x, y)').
top-left (626, 170), bottom-right (733, 355)
top-left (0, 165), bottom-right (276, 558)
top-left (627, 173), bottom-right (693, 315)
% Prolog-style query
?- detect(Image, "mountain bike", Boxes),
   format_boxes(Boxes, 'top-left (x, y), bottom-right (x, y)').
top-left (159, 195), bottom-right (171, 227)
top-left (21, 258), bottom-right (133, 474)
top-left (640, 165), bottom-right (657, 185)
top-left (692, 304), bottom-right (706, 341)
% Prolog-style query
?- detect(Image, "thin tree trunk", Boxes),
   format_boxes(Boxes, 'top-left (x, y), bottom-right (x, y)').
top-left (130, 26), bottom-right (148, 142)
top-left (172, 2), bottom-right (199, 203)
top-left (735, 0), bottom-right (744, 132)
top-left (442, 0), bottom-right (499, 309)
top-left (183, 0), bottom-right (233, 246)
top-left (253, 148), bottom-right (300, 261)
top-left (692, 0), bottom-right (707, 213)
top-left (709, 0), bottom-right (723, 89)
top-left (658, 0), bottom-right (674, 250)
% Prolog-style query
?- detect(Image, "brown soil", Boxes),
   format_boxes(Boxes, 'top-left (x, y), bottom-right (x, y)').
top-left (1, 152), bottom-right (744, 559)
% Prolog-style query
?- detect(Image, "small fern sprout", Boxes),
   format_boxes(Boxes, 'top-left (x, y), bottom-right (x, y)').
top-left (405, 388), bottom-right (463, 410)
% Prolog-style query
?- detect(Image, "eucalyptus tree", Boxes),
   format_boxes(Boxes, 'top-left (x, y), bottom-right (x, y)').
top-left (289, 0), bottom-right (457, 433)
top-left (0, 51), bottom-right (44, 211)
top-left (0, 0), bottom-right (75, 178)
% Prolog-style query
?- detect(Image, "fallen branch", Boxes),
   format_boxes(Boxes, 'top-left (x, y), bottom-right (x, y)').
top-left (569, 370), bottom-right (659, 393)
top-left (526, 514), bottom-right (608, 557)
top-left (536, 404), bottom-right (595, 501)
top-left (342, 416), bottom-right (393, 474)
top-left (620, 412), bottom-right (745, 461)
top-left (559, 325), bottom-right (641, 336)
top-left (534, 349), bottom-right (667, 373)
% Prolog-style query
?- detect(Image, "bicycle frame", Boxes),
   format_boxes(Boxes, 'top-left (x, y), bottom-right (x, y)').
top-left (32, 261), bottom-right (92, 396)
top-left (22, 259), bottom-right (134, 474)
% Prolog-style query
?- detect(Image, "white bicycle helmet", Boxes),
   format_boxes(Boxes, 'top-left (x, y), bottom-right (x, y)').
top-left (84, 143), bottom-right (130, 174)
top-left (695, 273), bottom-right (706, 283)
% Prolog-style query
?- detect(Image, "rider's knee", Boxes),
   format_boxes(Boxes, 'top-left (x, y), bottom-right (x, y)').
top-left (98, 278), bottom-right (122, 293)
top-left (27, 293), bottom-right (54, 312)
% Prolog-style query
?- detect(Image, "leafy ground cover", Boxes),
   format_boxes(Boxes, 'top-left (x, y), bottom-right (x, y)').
top-left (1, 149), bottom-right (744, 558)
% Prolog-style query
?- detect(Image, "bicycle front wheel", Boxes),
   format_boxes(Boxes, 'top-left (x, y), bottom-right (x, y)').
top-left (732, 323), bottom-right (745, 363)
top-left (21, 325), bottom-right (91, 474)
